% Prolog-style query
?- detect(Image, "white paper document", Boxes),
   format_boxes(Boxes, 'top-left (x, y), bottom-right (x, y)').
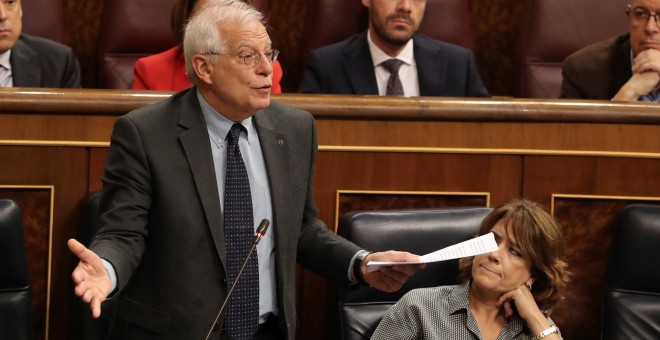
top-left (367, 232), bottom-right (497, 272)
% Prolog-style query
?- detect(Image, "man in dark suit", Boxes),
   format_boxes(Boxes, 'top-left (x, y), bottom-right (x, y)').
top-left (68, 1), bottom-right (420, 339)
top-left (0, 0), bottom-right (80, 88)
top-left (298, 0), bottom-right (488, 97)
top-left (561, 1), bottom-right (660, 101)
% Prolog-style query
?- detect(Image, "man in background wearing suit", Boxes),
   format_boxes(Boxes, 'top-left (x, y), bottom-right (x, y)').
top-left (561, 0), bottom-right (660, 101)
top-left (0, 0), bottom-right (80, 88)
top-left (298, 0), bottom-right (488, 97)
top-left (68, 1), bottom-right (421, 339)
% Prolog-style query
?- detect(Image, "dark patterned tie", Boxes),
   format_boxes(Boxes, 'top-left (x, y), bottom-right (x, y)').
top-left (223, 123), bottom-right (259, 339)
top-left (381, 59), bottom-right (404, 96)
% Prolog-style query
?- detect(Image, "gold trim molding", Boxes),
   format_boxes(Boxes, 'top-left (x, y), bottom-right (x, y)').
top-left (551, 193), bottom-right (660, 215)
top-left (2, 141), bottom-right (660, 159)
top-left (319, 145), bottom-right (660, 159)
top-left (0, 140), bottom-right (109, 147)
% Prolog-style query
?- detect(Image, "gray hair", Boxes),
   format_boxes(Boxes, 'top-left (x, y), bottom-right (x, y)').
top-left (183, 0), bottom-right (265, 86)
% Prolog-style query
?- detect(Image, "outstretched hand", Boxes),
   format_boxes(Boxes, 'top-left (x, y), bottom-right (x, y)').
top-left (68, 239), bottom-right (112, 318)
top-left (361, 251), bottom-right (424, 292)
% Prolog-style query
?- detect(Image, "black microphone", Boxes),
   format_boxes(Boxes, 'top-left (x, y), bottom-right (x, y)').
top-left (205, 218), bottom-right (270, 340)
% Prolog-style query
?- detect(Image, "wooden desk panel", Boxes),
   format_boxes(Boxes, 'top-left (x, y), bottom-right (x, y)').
top-left (1, 89), bottom-right (660, 339)
top-left (0, 145), bottom-right (89, 340)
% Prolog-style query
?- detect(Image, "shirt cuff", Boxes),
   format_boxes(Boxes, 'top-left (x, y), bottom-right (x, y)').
top-left (347, 249), bottom-right (370, 283)
top-left (102, 258), bottom-right (118, 294)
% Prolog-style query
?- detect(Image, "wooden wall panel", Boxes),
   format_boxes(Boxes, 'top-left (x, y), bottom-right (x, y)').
top-left (64, 0), bottom-right (103, 88)
top-left (295, 151), bottom-right (521, 339)
top-left (551, 196), bottom-right (660, 340)
top-left (269, 0), bottom-right (308, 92)
top-left (313, 152), bottom-right (522, 224)
top-left (470, 0), bottom-right (526, 95)
top-left (0, 187), bottom-right (52, 340)
top-left (0, 146), bottom-right (90, 340)
top-left (523, 156), bottom-right (660, 208)
top-left (3, 92), bottom-right (660, 339)
top-left (523, 156), bottom-right (660, 340)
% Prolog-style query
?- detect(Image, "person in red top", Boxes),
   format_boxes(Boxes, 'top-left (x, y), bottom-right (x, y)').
top-left (132, 0), bottom-right (283, 92)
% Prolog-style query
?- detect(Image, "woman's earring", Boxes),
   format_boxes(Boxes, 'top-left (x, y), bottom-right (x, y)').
top-left (526, 281), bottom-right (533, 291)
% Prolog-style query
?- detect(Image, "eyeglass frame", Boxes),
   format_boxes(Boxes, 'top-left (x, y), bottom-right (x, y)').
top-left (627, 4), bottom-right (660, 27)
top-left (201, 49), bottom-right (279, 69)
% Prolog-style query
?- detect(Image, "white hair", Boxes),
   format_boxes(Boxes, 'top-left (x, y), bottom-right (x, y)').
top-left (183, 0), bottom-right (265, 86)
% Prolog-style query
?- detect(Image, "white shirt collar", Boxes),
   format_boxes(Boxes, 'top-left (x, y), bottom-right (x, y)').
top-left (196, 89), bottom-right (256, 146)
top-left (0, 50), bottom-right (11, 70)
top-left (366, 29), bottom-right (415, 67)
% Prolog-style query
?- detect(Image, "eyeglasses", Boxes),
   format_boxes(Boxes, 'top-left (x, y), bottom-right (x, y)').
top-left (627, 5), bottom-right (660, 27)
top-left (203, 49), bottom-right (279, 69)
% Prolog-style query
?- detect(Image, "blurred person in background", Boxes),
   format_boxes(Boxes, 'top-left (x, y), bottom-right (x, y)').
top-left (0, 0), bottom-right (80, 88)
top-left (298, 0), bottom-right (487, 97)
top-left (561, 1), bottom-right (660, 101)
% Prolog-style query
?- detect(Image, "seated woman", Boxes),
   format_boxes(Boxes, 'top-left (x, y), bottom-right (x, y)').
top-left (371, 199), bottom-right (571, 340)
top-left (132, 0), bottom-right (283, 92)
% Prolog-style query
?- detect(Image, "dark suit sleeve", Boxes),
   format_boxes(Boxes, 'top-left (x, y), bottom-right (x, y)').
top-left (465, 51), bottom-right (489, 97)
top-left (559, 55), bottom-right (599, 99)
top-left (61, 46), bottom-right (82, 88)
top-left (90, 116), bottom-right (151, 290)
top-left (298, 50), bottom-right (326, 93)
top-left (560, 62), bottom-right (583, 99)
top-left (295, 114), bottom-right (361, 285)
top-left (558, 34), bottom-right (632, 100)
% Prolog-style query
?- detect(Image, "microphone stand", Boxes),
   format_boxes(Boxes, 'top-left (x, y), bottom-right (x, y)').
top-left (204, 219), bottom-right (270, 340)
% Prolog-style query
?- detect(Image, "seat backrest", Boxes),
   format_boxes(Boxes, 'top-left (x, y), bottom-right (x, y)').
top-left (514, 0), bottom-right (629, 98)
top-left (73, 191), bottom-right (117, 340)
top-left (338, 207), bottom-right (492, 340)
top-left (301, 0), bottom-right (474, 63)
top-left (0, 199), bottom-right (33, 340)
top-left (97, 0), bottom-right (177, 89)
top-left (602, 204), bottom-right (660, 340)
top-left (21, 0), bottom-right (69, 44)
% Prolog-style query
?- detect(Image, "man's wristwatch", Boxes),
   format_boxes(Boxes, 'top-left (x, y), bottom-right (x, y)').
top-left (353, 250), bottom-right (371, 285)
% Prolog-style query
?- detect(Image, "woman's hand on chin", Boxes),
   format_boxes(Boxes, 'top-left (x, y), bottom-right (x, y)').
top-left (497, 283), bottom-right (545, 325)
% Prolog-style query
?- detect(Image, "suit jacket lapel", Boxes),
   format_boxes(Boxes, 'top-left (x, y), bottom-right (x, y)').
top-left (415, 35), bottom-right (446, 97)
top-left (343, 32), bottom-right (379, 95)
top-left (177, 89), bottom-right (227, 269)
top-left (10, 38), bottom-right (40, 87)
top-left (253, 106), bottom-right (290, 270)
